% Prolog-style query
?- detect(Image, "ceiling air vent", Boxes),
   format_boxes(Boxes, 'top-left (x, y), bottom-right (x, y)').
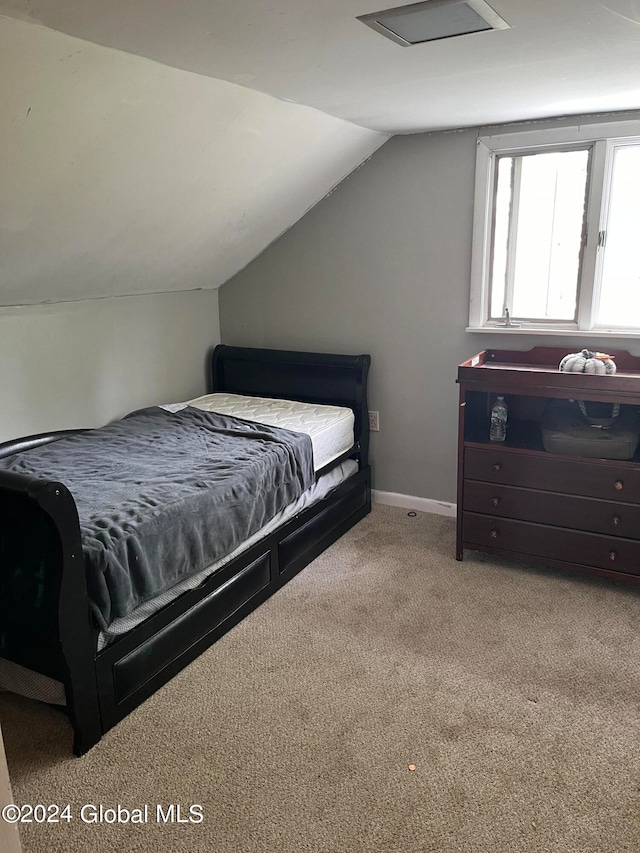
top-left (357, 0), bottom-right (510, 46)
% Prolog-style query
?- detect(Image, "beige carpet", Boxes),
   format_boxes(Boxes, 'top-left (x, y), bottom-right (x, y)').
top-left (2, 504), bottom-right (640, 853)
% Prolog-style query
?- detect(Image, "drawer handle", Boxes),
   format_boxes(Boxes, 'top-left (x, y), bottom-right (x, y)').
top-left (490, 529), bottom-right (499, 539)
top-left (491, 497), bottom-right (500, 507)
top-left (612, 515), bottom-right (620, 526)
top-left (609, 550), bottom-right (617, 562)
top-left (492, 463), bottom-right (502, 472)
top-left (614, 480), bottom-right (624, 491)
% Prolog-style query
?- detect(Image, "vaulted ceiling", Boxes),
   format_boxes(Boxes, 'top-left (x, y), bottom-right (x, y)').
top-left (2, 1), bottom-right (640, 305)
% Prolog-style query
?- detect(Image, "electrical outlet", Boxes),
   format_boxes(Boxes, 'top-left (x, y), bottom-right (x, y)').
top-left (369, 411), bottom-right (380, 431)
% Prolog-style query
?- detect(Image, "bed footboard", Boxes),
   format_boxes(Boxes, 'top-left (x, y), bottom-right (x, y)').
top-left (0, 471), bottom-right (101, 755)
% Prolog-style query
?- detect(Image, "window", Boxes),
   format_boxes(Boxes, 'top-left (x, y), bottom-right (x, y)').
top-left (469, 120), bottom-right (640, 335)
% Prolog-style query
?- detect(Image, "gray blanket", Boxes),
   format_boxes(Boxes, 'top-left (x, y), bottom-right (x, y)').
top-left (0, 407), bottom-right (314, 630)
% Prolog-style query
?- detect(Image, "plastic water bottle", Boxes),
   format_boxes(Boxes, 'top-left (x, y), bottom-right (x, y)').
top-left (490, 396), bottom-right (508, 442)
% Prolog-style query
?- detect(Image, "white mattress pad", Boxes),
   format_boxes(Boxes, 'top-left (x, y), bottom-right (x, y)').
top-left (185, 392), bottom-right (355, 472)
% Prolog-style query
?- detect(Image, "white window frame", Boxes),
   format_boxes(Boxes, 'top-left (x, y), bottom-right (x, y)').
top-left (468, 119), bottom-right (640, 337)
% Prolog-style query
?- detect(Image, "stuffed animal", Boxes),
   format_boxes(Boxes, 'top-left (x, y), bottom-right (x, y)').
top-left (559, 349), bottom-right (616, 375)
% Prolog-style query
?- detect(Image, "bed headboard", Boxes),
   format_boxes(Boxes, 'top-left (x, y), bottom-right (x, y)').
top-left (210, 345), bottom-right (371, 468)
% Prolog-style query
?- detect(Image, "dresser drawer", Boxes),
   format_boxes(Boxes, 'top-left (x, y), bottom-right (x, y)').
top-left (462, 512), bottom-right (640, 575)
top-left (463, 480), bottom-right (640, 540)
top-left (464, 446), bottom-right (640, 503)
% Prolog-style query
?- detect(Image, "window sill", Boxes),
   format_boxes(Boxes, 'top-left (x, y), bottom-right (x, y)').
top-left (466, 326), bottom-right (640, 339)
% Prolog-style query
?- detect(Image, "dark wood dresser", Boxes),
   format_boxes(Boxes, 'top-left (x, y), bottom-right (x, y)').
top-left (456, 347), bottom-right (640, 585)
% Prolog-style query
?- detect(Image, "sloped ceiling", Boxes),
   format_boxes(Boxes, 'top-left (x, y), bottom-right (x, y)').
top-left (0, 17), bottom-right (386, 306)
top-left (2, 0), bottom-right (640, 133)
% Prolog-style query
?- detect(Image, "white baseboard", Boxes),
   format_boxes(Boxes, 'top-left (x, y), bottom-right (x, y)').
top-left (372, 489), bottom-right (457, 518)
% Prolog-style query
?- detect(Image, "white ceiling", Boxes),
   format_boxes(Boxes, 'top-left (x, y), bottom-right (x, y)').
top-left (2, 0), bottom-right (640, 133)
top-left (0, 17), bottom-right (384, 304)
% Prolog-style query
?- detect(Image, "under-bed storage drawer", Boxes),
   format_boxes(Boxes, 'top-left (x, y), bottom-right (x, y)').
top-left (278, 475), bottom-right (368, 575)
top-left (111, 552), bottom-right (271, 704)
top-left (463, 512), bottom-right (640, 576)
top-left (465, 447), bottom-right (640, 503)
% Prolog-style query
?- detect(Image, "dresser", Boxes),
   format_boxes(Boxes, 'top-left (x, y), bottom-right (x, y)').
top-left (456, 347), bottom-right (640, 585)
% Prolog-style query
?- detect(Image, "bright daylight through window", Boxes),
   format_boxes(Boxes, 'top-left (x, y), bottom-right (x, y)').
top-left (469, 121), bottom-right (640, 334)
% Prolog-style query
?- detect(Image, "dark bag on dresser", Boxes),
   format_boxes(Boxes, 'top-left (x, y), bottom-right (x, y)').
top-left (541, 399), bottom-right (640, 460)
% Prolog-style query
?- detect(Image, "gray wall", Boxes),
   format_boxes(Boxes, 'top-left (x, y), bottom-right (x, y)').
top-left (0, 289), bottom-right (220, 443)
top-left (219, 112), bottom-right (640, 504)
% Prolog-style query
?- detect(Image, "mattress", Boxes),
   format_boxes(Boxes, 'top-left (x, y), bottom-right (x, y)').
top-left (185, 393), bottom-right (355, 472)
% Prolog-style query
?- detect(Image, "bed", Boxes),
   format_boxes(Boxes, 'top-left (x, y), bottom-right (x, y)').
top-left (0, 345), bottom-right (371, 755)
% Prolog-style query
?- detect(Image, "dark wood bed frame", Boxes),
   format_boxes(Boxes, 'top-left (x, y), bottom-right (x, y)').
top-left (0, 345), bottom-right (371, 755)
